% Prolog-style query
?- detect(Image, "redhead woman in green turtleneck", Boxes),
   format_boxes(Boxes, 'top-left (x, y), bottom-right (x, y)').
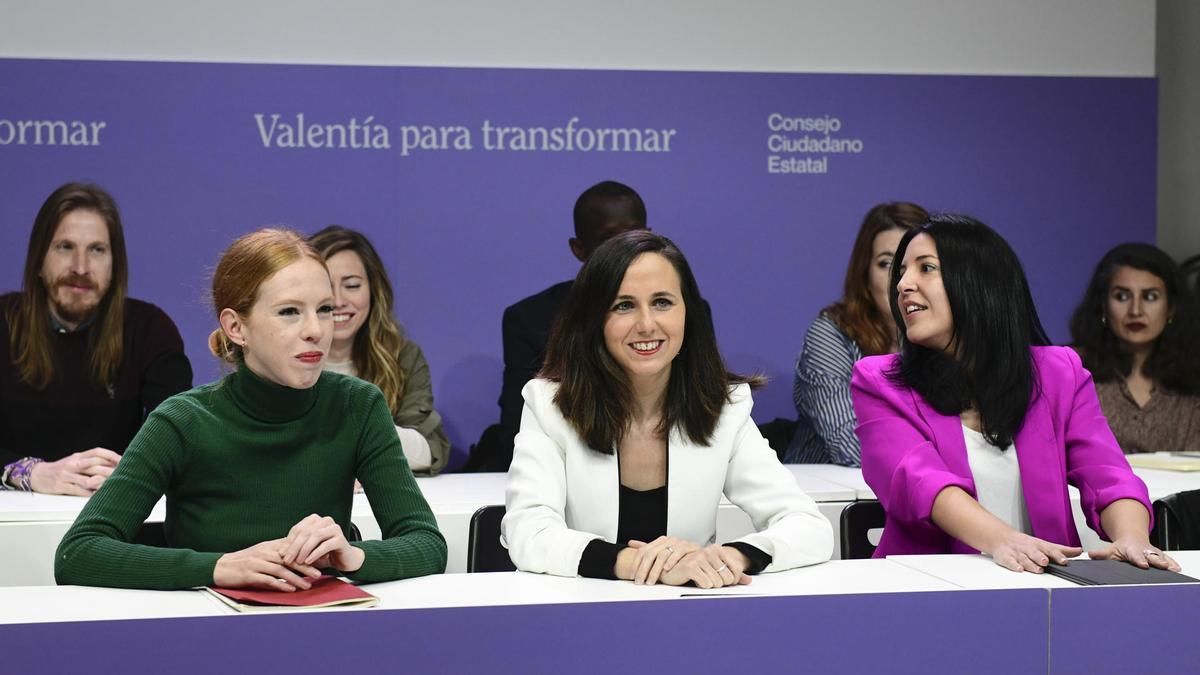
top-left (56, 228), bottom-right (446, 590)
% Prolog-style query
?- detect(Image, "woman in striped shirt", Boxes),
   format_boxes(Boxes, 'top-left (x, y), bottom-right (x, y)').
top-left (785, 202), bottom-right (927, 466)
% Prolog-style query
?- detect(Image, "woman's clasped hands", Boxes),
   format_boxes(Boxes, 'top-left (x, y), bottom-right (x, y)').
top-left (212, 514), bottom-right (364, 591)
top-left (618, 535), bottom-right (752, 588)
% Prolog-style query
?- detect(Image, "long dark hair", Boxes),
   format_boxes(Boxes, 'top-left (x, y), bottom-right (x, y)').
top-left (1069, 243), bottom-right (1200, 395)
top-left (888, 215), bottom-right (1050, 448)
top-left (9, 183), bottom-right (129, 390)
top-left (540, 230), bottom-right (756, 453)
top-left (824, 202), bottom-right (928, 355)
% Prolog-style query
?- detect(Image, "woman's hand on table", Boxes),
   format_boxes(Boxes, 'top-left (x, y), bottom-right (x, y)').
top-left (280, 513), bottom-right (365, 573)
top-left (1091, 499), bottom-right (1180, 571)
top-left (659, 544), bottom-right (752, 589)
top-left (619, 536), bottom-right (699, 585)
top-left (29, 448), bottom-right (121, 496)
top-left (213, 539), bottom-right (321, 591)
top-left (988, 531), bottom-right (1082, 573)
top-left (1088, 537), bottom-right (1181, 572)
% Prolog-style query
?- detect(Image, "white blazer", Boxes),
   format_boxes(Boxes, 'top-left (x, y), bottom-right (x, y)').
top-left (502, 379), bottom-right (834, 577)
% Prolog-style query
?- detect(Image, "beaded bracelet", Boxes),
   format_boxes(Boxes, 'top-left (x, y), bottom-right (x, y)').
top-left (0, 457), bottom-right (42, 491)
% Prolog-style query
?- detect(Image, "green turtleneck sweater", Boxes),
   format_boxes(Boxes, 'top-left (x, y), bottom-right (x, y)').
top-left (55, 366), bottom-right (447, 589)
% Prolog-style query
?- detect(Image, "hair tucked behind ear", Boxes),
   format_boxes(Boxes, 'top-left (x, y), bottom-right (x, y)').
top-left (208, 328), bottom-right (240, 364)
top-left (209, 228), bottom-right (325, 364)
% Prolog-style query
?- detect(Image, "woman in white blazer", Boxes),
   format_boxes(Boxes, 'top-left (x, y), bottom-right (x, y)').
top-left (502, 230), bottom-right (833, 587)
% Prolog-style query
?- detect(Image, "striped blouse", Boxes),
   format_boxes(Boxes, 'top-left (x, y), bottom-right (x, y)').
top-left (785, 313), bottom-right (865, 466)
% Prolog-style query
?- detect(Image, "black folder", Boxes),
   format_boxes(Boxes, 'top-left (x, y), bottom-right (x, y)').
top-left (1044, 559), bottom-right (1199, 586)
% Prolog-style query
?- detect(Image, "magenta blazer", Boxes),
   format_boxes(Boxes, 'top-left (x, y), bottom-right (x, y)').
top-left (851, 346), bottom-right (1150, 557)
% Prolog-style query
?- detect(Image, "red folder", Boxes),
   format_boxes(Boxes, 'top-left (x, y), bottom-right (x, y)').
top-left (204, 575), bottom-right (379, 612)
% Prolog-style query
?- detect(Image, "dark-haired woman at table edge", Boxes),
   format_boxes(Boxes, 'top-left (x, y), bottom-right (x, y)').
top-left (853, 215), bottom-right (1177, 573)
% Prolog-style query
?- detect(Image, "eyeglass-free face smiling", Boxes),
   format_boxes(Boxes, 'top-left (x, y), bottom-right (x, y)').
top-left (603, 252), bottom-right (686, 387)
top-left (325, 249), bottom-right (371, 359)
top-left (896, 233), bottom-right (955, 352)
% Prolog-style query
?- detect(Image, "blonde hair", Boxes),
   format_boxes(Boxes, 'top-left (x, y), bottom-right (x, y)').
top-left (307, 225), bottom-right (407, 415)
top-left (208, 228), bottom-right (326, 363)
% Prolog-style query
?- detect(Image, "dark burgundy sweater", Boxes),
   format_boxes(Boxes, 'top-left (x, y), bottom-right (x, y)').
top-left (0, 293), bottom-right (192, 465)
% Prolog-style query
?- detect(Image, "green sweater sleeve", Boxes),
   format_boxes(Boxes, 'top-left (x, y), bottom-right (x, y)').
top-left (55, 403), bottom-right (222, 589)
top-left (394, 339), bottom-right (451, 476)
top-left (349, 388), bottom-right (448, 582)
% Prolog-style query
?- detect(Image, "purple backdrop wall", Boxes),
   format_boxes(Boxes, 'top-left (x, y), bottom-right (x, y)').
top-left (0, 59), bottom-right (1156, 464)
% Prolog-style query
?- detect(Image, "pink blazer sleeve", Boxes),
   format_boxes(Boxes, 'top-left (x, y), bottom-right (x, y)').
top-left (1048, 348), bottom-right (1152, 538)
top-left (851, 356), bottom-right (972, 536)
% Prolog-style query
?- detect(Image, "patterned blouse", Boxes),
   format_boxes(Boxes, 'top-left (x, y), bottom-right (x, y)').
top-left (786, 313), bottom-right (865, 466)
top-left (1094, 379), bottom-right (1200, 454)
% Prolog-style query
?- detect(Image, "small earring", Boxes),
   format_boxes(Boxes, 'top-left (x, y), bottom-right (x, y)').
top-left (1101, 315), bottom-right (1107, 326)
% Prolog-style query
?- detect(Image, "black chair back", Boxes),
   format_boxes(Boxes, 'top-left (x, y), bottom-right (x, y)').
top-left (468, 505), bottom-right (516, 572)
top-left (1151, 489), bottom-right (1200, 550)
top-left (757, 418), bottom-right (796, 462)
top-left (840, 500), bottom-right (885, 559)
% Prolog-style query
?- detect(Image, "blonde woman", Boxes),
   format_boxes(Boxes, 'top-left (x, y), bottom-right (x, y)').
top-left (309, 226), bottom-right (450, 475)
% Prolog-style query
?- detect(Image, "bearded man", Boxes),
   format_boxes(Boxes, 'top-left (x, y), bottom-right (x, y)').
top-left (0, 183), bottom-right (192, 494)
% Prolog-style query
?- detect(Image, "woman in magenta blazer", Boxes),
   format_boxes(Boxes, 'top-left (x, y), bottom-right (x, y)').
top-left (852, 215), bottom-right (1178, 573)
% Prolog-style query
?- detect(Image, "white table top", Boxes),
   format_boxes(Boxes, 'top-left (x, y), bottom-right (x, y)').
top-left (9, 552), bottom-right (1196, 626)
top-left (0, 468), bottom-right (859, 584)
top-left (1130, 467), bottom-right (1200, 501)
top-left (788, 464), bottom-right (876, 499)
top-left (779, 469), bottom-right (857, 502)
top-left (4, 445), bottom-right (1194, 525)
top-left (7, 462), bottom-right (1189, 586)
top-left (788, 460), bottom-right (1194, 504)
top-left (0, 584), bottom-right (227, 624)
top-left (0, 467), bottom-right (858, 526)
top-left (0, 558), bottom-right (957, 625)
top-left (888, 554), bottom-right (1081, 589)
top-left (889, 550), bottom-right (1200, 590)
top-left (371, 557), bottom-right (958, 612)
top-left (0, 492), bottom-right (165, 522)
